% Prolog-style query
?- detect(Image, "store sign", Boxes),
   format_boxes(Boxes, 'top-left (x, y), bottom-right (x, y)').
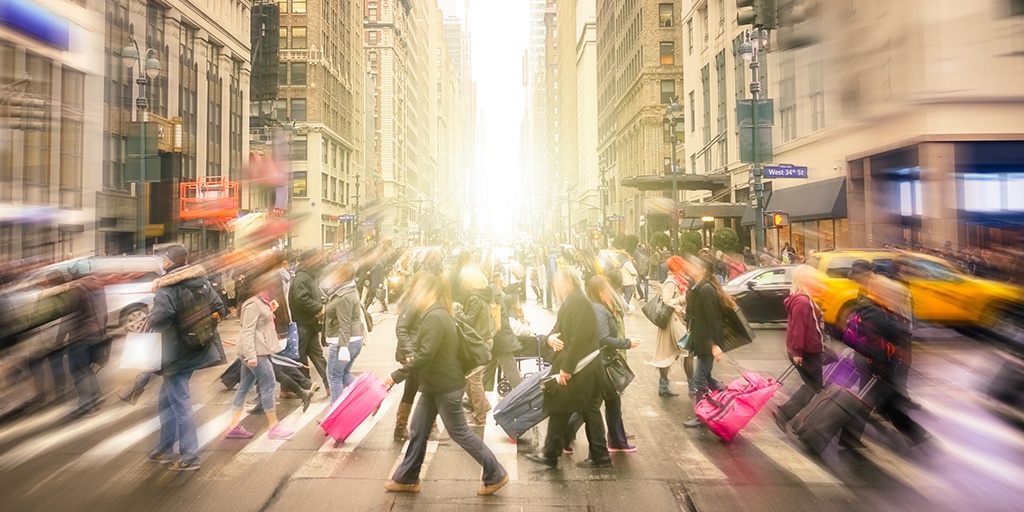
top-left (763, 164), bottom-right (808, 179)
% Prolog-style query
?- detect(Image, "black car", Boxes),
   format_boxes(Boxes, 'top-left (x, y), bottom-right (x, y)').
top-left (722, 265), bottom-right (796, 323)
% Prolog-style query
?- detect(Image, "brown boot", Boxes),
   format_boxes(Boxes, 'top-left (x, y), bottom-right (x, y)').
top-left (428, 421), bottom-right (449, 442)
top-left (394, 401), bottom-right (412, 441)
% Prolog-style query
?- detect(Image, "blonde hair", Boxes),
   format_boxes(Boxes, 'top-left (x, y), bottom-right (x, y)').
top-left (791, 264), bottom-right (825, 296)
top-left (459, 266), bottom-right (488, 291)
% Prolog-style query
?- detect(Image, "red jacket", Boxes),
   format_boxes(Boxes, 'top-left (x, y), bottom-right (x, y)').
top-left (784, 292), bottom-right (823, 357)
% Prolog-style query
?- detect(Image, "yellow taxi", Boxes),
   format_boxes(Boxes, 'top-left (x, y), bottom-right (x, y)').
top-left (806, 250), bottom-right (1024, 343)
top-left (595, 248), bottom-right (631, 275)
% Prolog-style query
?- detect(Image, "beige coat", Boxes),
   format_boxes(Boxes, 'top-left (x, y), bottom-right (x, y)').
top-left (648, 278), bottom-right (687, 368)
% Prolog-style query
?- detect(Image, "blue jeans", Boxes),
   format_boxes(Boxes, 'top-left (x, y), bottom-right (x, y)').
top-left (327, 338), bottom-right (363, 403)
top-left (155, 371), bottom-right (200, 464)
top-left (68, 339), bottom-right (102, 408)
top-left (231, 355), bottom-right (276, 412)
top-left (691, 355), bottom-right (716, 401)
top-left (392, 388), bottom-right (507, 486)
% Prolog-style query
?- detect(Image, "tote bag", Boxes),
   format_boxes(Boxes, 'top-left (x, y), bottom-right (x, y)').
top-left (120, 332), bottom-right (162, 371)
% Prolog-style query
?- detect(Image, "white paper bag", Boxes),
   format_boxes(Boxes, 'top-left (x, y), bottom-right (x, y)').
top-left (120, 332), bottom-right (162, 371)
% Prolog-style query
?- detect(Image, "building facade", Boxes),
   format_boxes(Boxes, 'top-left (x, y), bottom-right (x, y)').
top-left (596, 0), bottom-right (686, 241)
top-left (1, 0), bottom-right (105, 261)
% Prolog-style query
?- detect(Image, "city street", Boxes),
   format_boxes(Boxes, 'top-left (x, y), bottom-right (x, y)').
top-left (0, 288), bottom-right (1020, 512)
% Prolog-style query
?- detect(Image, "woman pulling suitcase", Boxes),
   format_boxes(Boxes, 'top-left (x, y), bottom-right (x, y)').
top-left (383, 274), bottom-right (509, 496)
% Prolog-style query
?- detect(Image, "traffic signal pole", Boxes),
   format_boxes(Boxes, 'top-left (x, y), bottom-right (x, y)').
top-left (750, 41), bottom-right (766, 257)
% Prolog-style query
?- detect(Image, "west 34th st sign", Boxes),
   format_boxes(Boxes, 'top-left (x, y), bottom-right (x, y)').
top-left (763, 164), bottom-right (808, 179)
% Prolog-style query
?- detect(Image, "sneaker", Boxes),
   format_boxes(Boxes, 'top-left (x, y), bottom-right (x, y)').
top-left (268, 425), bottom-right (294, 440)
top-left (300, 391), bottom-right (313, 412)
top-left (247, 405), bottom-right (265, 415)
top-left (147, 452), bottom-right (173, 464)
top-left (168, 460), bottom-right (201, 471)
top-left (562, 447), bottom-right (574, 455)
top-left (683, 417), bottom-right (702, 429)
top-left (225, 425), bottom-right (254, 439)
top-left (576, 458), bottom-right (612, 468)
top-left (607, 444), bottom-right (637, 453)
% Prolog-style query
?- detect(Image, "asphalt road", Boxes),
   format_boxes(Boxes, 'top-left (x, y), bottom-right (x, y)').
top-left (0, 286), bottom-right (1021, 512)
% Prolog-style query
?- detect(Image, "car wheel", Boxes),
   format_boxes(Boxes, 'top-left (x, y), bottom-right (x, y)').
top-left (988, 306), bottom-right (1024, 347)
top-left (121, 305), bottom-right (149, 333)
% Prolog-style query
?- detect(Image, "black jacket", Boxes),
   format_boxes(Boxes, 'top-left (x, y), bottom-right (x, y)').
top-left (594, 302), bottom-right (631, 354)
top-left (395, 306), bottom-right (421, 363)
top-left (391, 304), bottom-right (465, 395)
top-left (685, 279), bottom-right (725, 356)
top-left (545, 288), bottom-right (601, 414)
top-left (148, 264), bottom-right (228, 376)
top-left (457, 287), bottom-right (495, 345)
top-left (490, 287), bottom-right (521, 355)
top-left (288, 265), bottom-right (323, 326)
top-left (56, 276), bottom-right (107, 345)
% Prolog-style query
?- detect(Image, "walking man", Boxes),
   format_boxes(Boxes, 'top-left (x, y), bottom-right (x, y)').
top-left (288, 249), bottom-right (330, 396)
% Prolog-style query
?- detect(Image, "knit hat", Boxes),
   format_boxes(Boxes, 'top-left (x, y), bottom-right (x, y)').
top-left (164, 245), bottom-right (189, 266)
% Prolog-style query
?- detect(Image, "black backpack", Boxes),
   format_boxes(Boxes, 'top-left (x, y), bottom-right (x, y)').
top-left (455, 317), bottom-right (491, 374)
top-left (180, 283), bottom-right (218, 349)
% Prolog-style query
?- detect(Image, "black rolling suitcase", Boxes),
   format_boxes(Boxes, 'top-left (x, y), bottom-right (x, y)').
top-left (791, 379), bottom-right (876, 454)
top-left (493, 365), bottom-right (552, 438)
top-left (219, 357), bottom-right (242, 389)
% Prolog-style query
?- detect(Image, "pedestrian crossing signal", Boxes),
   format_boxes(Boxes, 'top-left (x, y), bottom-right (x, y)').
top-left (766, 212), bottom-right (789, 227)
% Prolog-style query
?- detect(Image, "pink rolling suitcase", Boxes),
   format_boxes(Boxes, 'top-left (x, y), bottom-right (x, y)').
top-left (320, 372), bottom-right (389, 446)
top-left (694, 368), bottom-right (793, 442)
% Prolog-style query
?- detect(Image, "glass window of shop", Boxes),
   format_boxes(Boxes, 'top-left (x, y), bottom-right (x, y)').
top-left (764, 218), bottom-right (848, 259)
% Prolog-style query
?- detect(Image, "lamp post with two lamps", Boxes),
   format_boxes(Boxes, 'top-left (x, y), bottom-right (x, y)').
top-left (739, 28), bottom-right (770, 257)
top-left (121, 39), bottom-right (161, 254)
top-left (663, 97), bottom-right (684, 253)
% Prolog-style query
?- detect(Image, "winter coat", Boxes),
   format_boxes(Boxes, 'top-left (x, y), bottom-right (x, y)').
top-left (288, 265), bottom-right (323, 326)
top-left (622, 260), bottom-right (640, 283)
top-left (490, 290), bottom-right (522, 356)
top-left (148, 264), bottom-right (228, 376)
top-left (633, 250), bottom-right (651, 276)
top-left (395, 306), bottom-right (421, 363)
top-left (324, 281), bottom-right (363, 347)
top-left (237, 295), bottom-right (280, 361)
top-left (594, 302), bottom-right (631, 354)
top-left (650, 278), bottom-right (686, 367)
top-left (544, 288), bottom-right (601, 414)
top-left (457, 287), bottom-right (496, 349)
top-left (391, 303), bottom-right (465, 395)
top-left (269, 270), bottom-right (292, 337)
top-left (849, 298), bottom-right (911, 393)
top-left (784, 291), bottom-right (824, 358)
top-left (685, 279), bottom-right (725, 357)
top-left (56, 276), bottom-right (107, 346)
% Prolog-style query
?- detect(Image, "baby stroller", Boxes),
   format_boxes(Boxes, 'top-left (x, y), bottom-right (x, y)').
top-left (496, 333), bottom-right (553, 397)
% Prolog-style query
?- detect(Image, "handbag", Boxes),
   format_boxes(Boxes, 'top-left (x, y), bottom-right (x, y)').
top-left (720, 304), bottom-right (756, 353)
top-left (602, 351), bottom-right (635, 397)
top-left (277, 321), bottom-right (299, 359)
top-left (120, 332), bottom-right (162, 371)
top-left (676, 333), bottom-right (692, 352)
top-left (90, 335), bottom-right (113, 368)
top-left (641, 294), bottom-right (673, 329)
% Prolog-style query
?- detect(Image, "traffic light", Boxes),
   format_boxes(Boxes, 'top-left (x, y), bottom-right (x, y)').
top-left (765, 211), bottom-right (789, 227)
top-left (776, 0), bottom-right (819, 50)
top-left (10, 95), bottom-right (47, 131)
top-left (737, 0), bottom-right (777, 29)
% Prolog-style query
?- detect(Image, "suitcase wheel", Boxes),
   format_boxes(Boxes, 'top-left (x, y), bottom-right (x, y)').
top-left (497, 379), bottom-right (512, 397)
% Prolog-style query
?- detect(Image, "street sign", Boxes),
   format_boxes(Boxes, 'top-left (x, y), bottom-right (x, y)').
top-left (360, 221), bottom-right (374, 226)
top-left (606, 215), bottom-right (624, 221)
top-left (736, 99), bottom-right (774, 127)
top-left (763, 164), bottom-right (808, 179)
top-left (338, 214), bottom-right (356, 221)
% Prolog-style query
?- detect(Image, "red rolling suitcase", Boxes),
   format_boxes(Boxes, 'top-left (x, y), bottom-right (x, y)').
top-left (320, 372), bottom-right (389, 446)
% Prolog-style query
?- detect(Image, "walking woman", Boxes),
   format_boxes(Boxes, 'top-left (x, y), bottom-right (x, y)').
top-left (383, 274), bottom-right (509, 496)
top-left (324, 262), bottom-right (365, 403)
top-left (682, 258), bottom-right (731, 428)
top-left (648, 256), bottom-right (692, 397)
top-left (225, 272), bottom-right (295, 440)
top-left (772, 265), bottom-right (826, 430)
top-left (456, 267), bottom-right (496, 427)
top-left (393, 272), bottom-right (445, 442)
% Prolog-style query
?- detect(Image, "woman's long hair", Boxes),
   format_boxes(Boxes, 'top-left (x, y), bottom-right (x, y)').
top-left (695, 257), bottom-right (736, 309)
top-left (418, 272), bottom-right (453, 313)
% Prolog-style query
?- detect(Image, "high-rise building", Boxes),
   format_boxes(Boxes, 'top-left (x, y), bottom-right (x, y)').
top-left (596, 0), bottom-right (685, 242)
top-left (523, 0), bottom-right (552, 239)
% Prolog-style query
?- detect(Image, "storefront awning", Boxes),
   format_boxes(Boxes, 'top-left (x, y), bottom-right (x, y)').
top-left (621, 173), bottom-right (730, 192)
top-left (684, 203), bottom-right (749, 219)
top-left (741, 177), bottom-right (847, 226)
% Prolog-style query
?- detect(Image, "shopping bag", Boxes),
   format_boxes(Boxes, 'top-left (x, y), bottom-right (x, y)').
top-left (120, 332), bottom-right (162, 371)
top-left (277, 322), bottom-right (299, 359)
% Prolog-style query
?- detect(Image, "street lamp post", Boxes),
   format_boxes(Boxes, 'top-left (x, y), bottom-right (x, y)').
top-left (664, 97), bottom-right (683, 254)
top-left (354, 174), bottom-right (361, 247)
top-left (740, 29), bottom-right (769, 256)
top-left (122, 38), bottom-right (161, 255)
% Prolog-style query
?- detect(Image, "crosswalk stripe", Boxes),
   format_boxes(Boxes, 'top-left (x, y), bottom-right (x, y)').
top-left (196, 410), bottom-right (234, 449)
top-left (918, 396), bottom-right (1024, 451)
top-left (0, 404), bottom-right (76, 446)
top-left (934, 435), bottom-right (1024, 492)
top-left (747, 427), bottom-right (843, 485)
top-left (858, 437), bottom-right (945, 489)
top-left (241, 402), bottom-right (330, 454)
top-left (319, 389), bottom-right (400, 452)
top-left (0, 407), bottom-right (133, 470)
top-left (80, 405), bottom-right (205, 464)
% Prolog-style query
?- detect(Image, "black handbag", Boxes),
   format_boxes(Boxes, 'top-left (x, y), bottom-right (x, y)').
top-left (90, 336), bottom-right (113, 368)
top-left (641, 294), bottom-right (673, 329)
top-left (602, 351), bottom-right (635, 397)
top-left (720, 304), bottom-right (756, 353)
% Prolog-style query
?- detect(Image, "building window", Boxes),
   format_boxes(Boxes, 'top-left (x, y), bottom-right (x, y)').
top-left (279, 0), bottom-right (287, 14)
top-left (292, 136), bottom-right (308, 160)
top-left (659, 3), bottom-right (673, 27)
top-left (290, 98), bottom-right (306, 121)
top-left (292, 27), bottom-right (307, 49)
top-left (369, 6), bottom-right (378, 20)
top-left (273, 99), bottom-right (287, 121)
top-left (700, 65), bottom-right (711, 144)
top-left (660, 42), bottom-right (675, 65)
top-left (809, 60), bottom-right (824, 131)
top-left (699, 6), bottom-right (709, 46)
top-left (293, 171), bottom-right (308, 197)
top-left (660, 79), bottom-right (675, 104)
top-left (715, 51), bottom-right (727, 161)
top-left (687, 20), bottom-right (693, 55)
top-left (291, 62), bottom-right (306, 85)
top-left (689, 91), bottom-right (696, 132)
top-left (779, 54), bottom-right (796, 142)
top-left (60, 69), bottom-right (85, 209)
top-left (733, 35), bottom-right (746, 104)
top-left (369, 31), bottom-right (378, 44)
top-left (292, 0), bottom-right (306, 13)
top-left (280, 28), bottom-right (288, 49)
